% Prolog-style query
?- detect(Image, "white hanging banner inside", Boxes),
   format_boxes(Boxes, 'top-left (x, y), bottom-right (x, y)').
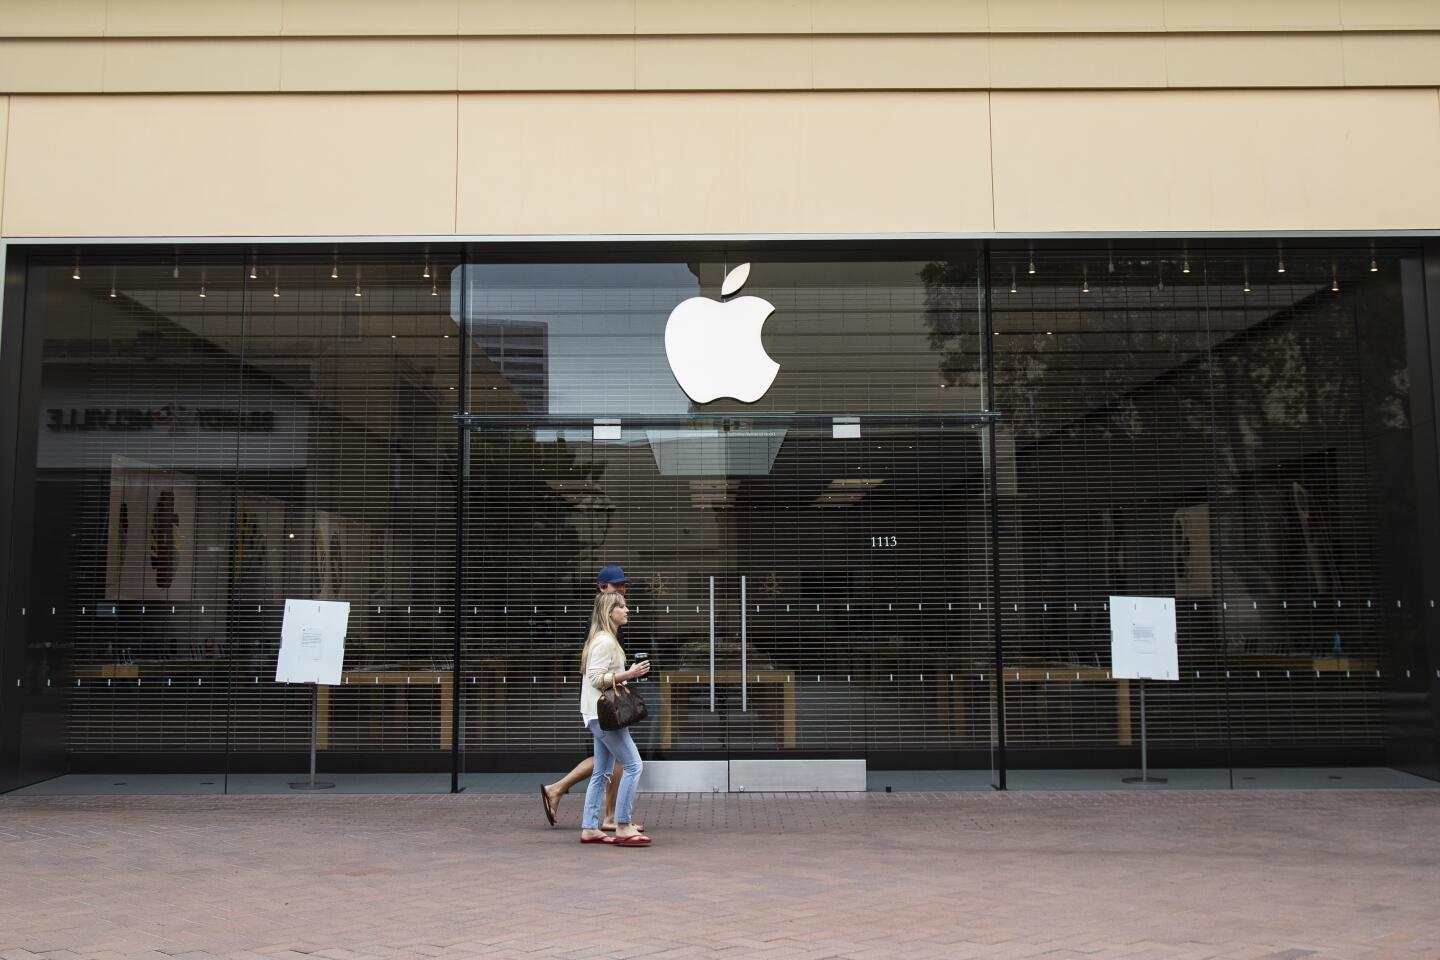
top-left (276, 598), bottom-right (350, 685)
top-left (1109, 595), bottom-right (1178, 681)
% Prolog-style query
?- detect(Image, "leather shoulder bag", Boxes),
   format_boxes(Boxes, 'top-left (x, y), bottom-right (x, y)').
top-left (597, 674), bottom-right (648, 731)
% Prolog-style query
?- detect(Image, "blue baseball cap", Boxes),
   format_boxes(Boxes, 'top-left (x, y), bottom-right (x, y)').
top-left (595, 564), bottom-right (627, 585)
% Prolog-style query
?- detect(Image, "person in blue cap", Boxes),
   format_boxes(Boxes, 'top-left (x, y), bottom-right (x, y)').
top-left (539, 565), bottom-right (645, 832)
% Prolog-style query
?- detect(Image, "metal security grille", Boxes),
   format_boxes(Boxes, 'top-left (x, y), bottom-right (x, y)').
top-left (988, 248), bottom-right (1407, 756)
top-left (459, 418), bottom-right (995, 764)
top-left (11, 242), bottom-right (1424, 776)
top-left (456, 257), bottom-right (997, 766)
top-left (30, 253), bottom-right (460, 758)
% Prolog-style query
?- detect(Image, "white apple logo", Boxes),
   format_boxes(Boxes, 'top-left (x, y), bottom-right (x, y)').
top-left (664, 262), bottom-right (780, 404)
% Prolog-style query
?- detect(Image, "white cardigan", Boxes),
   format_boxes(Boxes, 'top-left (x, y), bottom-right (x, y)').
top-left (579, 631), bottom-right (626, 718)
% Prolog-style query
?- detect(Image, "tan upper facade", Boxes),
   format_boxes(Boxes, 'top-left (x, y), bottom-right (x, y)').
top-left (2, 0), bottom-right (1439, 237)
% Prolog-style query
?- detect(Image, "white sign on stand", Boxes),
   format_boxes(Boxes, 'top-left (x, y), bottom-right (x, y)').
top-left (276, 599), bottom-right (350, 790)
top-left (1109, 596), bottom-right (1178, 785)
top-left (276, 599), bottom-right (349, 685)
top-left (1109, 595), bottom-right (1178, 681)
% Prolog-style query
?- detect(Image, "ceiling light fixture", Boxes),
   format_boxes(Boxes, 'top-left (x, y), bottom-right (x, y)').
top-left (1276, 242), bottom-right (1286, 274)
top-left (431, 278), bottom-right (439, 297)
top-left (331, 256), bottom-right (339, 280)
top-left (249, 260), bottom-right (258, 280)
top-left (1009, 267), bottom-right (1017, 295)
top-left (354, 271), bottom-right (363, 298)
top-left (109, 269), bottom-right (117, 299)
top-left (198, 269), bottom-right (207, 299)
top-left (1370, 243), bottom-right (1379, 272)
top-left (1242, 262), bottom-right (1251, 294)
top-left (423, 252), bottom-right (431, 280)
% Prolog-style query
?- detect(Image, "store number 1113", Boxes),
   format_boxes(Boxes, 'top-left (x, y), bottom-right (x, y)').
top-left (870, 536), bottom-right (899, 548)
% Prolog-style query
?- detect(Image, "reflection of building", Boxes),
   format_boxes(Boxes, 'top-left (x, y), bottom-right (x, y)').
top-left (2, 2), bottom-right (1440, 792)
top-left (468, 319), bottom-right (548, 411)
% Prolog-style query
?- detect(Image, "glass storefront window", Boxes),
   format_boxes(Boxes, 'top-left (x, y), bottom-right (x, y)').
top-left (1, 241), bottom-right (1434, 792)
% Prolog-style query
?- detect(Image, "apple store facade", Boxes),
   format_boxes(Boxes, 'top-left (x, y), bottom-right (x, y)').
top-left (2, 238), bottom-right (1440, 793)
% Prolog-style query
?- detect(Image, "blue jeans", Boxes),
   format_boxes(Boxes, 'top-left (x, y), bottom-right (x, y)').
top-left (582, 719), bottom-right (642, 829)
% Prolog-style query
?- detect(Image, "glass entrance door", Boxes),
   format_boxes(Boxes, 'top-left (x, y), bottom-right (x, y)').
top-left (458, 414), bottom-right (998, 789)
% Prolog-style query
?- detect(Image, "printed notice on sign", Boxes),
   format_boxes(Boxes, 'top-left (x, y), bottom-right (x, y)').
top-left (276, 599), bottom-right (349, 685)
top-left (1109, 595), bottom-right (1178, 681)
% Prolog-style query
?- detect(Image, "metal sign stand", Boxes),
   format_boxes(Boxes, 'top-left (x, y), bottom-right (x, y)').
top-left (289, 684), bottom-right (335, 790)
top-left (1121, 679), bottom-right (1167, 785)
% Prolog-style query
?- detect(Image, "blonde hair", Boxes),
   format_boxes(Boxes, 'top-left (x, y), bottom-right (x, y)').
top-left (580, 590), bottom-right (628, 673)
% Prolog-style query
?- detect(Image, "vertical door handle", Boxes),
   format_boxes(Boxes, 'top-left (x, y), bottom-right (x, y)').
top-left (740, 575), bottom-right (748, 713)
top-left (708, 575), bottom-right (716, 712)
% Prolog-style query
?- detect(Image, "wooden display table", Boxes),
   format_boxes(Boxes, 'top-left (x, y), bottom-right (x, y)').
top-left (315, 670), bottom-right (454, 750)
top-left (1227, 656), bottom-right (1379, 674)
top-left (72, 662), bottom-right (216, 679)
top-left (655, 670), bottom-right (796, 749)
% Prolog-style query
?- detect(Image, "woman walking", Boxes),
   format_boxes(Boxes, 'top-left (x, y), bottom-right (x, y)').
top-left (540, 566), bottom-right (640, 831)
top-left (578, 590), bottom-right (651, 846)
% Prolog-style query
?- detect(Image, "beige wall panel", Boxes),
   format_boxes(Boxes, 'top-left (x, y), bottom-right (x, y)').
top-left (0, 0), bottom-right (104, 37)
top-left (988, 0), bottom-right (1164, 32)
top-left (634, 0), bottom-right (811, 35)
top-left (459, 38), bottom-right (633, 90)
top-left (456, 93), bottom-right (993, 234)
top-left (1165, 33), bottom-right (1345, 87)
top-left (777, 94), bottom-right (993, 232)
top-left (1342, 33), bottom-right (1440, 85)
top-left (458, 0), bottom-right (634, 35)
top-left (1163, 0), bottom-right (1342, 30)
top-left (458, 95), bottom-right (730, 235)
top-left (813, 36), bottom-right (989, 89)
top-left (2, 94), bottom-right (458, 236)
top-left (0, 39), bottom-right (104, 91)
top-left (1340, 1), bottom-right (1440, 29)
top-left (104, 39), bottom-right (282, 92)
top-left (991, 90), bottom-right (1440, 232)
top-left (281, 0), bottom-right (458, 36)
top-left (281, 39), bottom-right (457, 91)
top-left (0, 96), bottom-right (8, 232)
top-left (104, 0), bottom-right (283, 37)
top-left (636, 38), bottom-right (813, 91)
top-left (810, 0), bottom-right (989, 33)
top-left (990, 35), bottom-right (1166, 88)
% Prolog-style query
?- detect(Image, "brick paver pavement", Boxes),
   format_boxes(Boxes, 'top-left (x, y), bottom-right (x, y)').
top-left (0, 789), bottom-right (1437, 960)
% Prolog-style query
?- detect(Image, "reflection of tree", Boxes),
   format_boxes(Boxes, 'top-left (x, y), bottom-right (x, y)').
top-left (466, 432), bottom-right (609, 617)
top-left (923, 257), bottom-right (1413, 658)
top-left (919, 260), bottom-right (982, 391)
top-left (922, 258), bottom-right (1410, 457)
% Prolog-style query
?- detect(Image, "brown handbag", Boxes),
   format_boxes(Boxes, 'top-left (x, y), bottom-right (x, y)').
top-left (597, 675), bottom-right (648, 731)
